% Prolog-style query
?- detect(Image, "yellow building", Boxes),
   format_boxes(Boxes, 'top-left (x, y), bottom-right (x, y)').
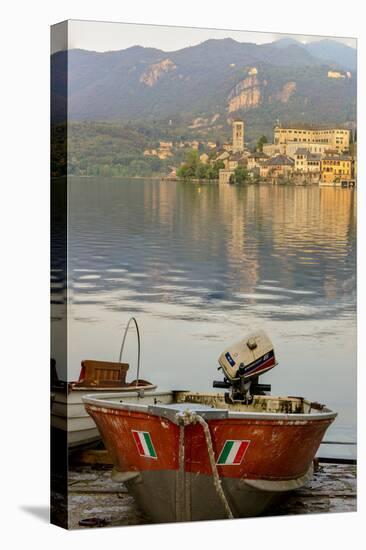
top-left (232, 120), bottom-right (244, 152)
top-left (327, 70), bottom-right (346, 79)
top-left (262, 143), bottom-right (283, 157)
top-left (320, 154), bottom-right (354, 185)
top-left (293, 149), bottom-right (321, 177)
top-left (247, 152), bottom-right (269, 170)
top-left (219, 168), bottom-right (235, 184)
top-left (263, 141), bottom-right (329, 158)
top-left (222, 142), bottom-right (232, 152)
top-left (215, 150), bottom-right (230, 163)
top-left (218, 155), bottom-right (246, 184)
top-left (260, 154), bottom-right (294, 179)
top-left (226, 152), bottom-right (245, 171)
top-left (285, 142), bottom-right (329, 158)
top-left (274, 126), bottom-right (350, 152)
top-left (158, 151), bottom-right (173, 160)
top-left (294, 148), bottom-right (308, 172)
top-left (159, 141), bottom-right (173, 150)
top-left (143, 149), bottom-right (158, 157)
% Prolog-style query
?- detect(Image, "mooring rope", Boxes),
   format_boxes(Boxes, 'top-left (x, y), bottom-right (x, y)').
top-left (176, 410), bottom-right (234, 520)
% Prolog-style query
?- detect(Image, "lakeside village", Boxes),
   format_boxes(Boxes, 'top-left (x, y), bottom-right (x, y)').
top-left (148, 120), bottom-right (357, 187)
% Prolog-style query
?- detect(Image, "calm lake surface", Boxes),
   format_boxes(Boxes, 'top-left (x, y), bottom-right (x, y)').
top-left (56, 177), bottom-right (357, 458)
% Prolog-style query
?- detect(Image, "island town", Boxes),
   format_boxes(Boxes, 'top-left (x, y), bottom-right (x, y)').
top-left (153, 119), bottom-right (356, 187)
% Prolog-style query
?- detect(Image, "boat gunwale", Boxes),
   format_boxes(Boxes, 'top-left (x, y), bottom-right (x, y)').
top-left (69, 383), bottom-right (157, 392)
top-left (82, 391), bottom-right (337, 423)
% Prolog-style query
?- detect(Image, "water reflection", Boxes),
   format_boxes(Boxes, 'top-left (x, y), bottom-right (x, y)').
top-left (58, 178), bottom-right (356, 457)
top-left (67, 179), bottom-right (356, 323)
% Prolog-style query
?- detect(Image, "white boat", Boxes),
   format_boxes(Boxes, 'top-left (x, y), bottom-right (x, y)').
top-left (51, 373), bottom-right (156, 449)
top-left (51, 318), bottom-right (156, 449)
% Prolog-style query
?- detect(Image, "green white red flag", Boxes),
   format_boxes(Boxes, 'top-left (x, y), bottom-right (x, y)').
top-left (217, 440), bottom-right (250, 465)
top-left (132, 430), bottom-right (157, 459)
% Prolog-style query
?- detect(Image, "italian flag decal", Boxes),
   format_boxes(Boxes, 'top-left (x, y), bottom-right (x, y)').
top-left (132, 430), bottom-right (157, 459)
top-left (217, 440), bottom-right (250, 465)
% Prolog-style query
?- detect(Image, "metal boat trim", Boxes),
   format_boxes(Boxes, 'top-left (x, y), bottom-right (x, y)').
top-left (82, 391), bottom-right (337, 422)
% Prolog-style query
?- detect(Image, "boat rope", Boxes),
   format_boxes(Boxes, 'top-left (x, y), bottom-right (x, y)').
top-left (176, 410), bottom-right (234, 520)
top-left (118, 317), bottom-right (141, 387)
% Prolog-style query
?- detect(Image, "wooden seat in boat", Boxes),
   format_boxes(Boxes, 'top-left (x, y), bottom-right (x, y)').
top-left (75, 360), bottom-right (129, 388)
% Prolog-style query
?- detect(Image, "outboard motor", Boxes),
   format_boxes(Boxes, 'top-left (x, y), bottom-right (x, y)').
top-left (213, 330), bottom-right (277, 403)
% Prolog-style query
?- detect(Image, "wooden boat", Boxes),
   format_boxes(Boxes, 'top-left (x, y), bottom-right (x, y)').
top-left (82, 331), bottom-right (337, 521)
top-left (51, 318), bottom-right (156, 449)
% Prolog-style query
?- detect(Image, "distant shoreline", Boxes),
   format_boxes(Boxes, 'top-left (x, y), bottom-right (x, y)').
top-left (55, 175), bottom-right (356, 188)
top-left (161, 176), bottom-right (219, 184)
top-left (50, 175), bottom-right (164, 181)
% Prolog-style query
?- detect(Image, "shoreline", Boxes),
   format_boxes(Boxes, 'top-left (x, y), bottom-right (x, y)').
top-left (53, 175), bottom-right (357, 188)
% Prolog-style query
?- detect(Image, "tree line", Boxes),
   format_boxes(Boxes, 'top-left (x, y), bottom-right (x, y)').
top-left (177, 150), bottom-right (251, 184)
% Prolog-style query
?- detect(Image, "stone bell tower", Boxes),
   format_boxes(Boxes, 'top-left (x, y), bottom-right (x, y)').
top-left (232, 119), bottom-right (244, 153)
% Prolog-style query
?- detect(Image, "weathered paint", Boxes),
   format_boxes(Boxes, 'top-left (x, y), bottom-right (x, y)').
top-left (85, 407), bottom-right (180, 473)
top-left (83, 391), bottom-right (336, 521)
top-left (85, 405), bottom-right (334, 481)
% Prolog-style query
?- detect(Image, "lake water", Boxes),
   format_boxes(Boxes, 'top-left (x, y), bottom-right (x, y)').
top-left (52, 177), bottom-right (357, 459)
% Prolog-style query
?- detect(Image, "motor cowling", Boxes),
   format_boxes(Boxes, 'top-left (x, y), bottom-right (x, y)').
top-left (214, 330), bottom-right (277, 402)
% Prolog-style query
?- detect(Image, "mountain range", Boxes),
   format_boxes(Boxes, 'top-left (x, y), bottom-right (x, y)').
top-left (272, 37), bottom-right (356, 70)
top-left (51, 37), bottom-right (356, 141)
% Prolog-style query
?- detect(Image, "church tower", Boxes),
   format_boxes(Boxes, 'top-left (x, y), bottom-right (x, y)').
top-left (232, 119), bottom-right (244, 152)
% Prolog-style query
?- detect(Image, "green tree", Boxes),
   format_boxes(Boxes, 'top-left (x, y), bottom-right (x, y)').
top-left (196, 163), bottom-right (208, 179)
top-left (177, 164), bottom-right (192, 179)
top-left (256, 135), bottom-right (268, 152)
top-left (206, 166), bottom-right (217, 180)
top-left (177, 149), bottom-right (207, 179)
top-left (232, 166), bottom-right (249, 184)
top-left (207, 160), bottom-right (225, 179)
top-left (186, 149), bottom-right (200, 167)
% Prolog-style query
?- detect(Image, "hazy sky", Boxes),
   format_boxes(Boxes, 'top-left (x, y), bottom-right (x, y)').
top-left (51, 19), bottom-right (357, 54)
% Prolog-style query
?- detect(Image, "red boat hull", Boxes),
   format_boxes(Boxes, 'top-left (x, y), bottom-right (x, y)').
top-left (84, 393), bottom-right (336, 522)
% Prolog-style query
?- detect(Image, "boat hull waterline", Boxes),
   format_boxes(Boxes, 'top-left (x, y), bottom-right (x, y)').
top-left (83, 391), bottom-right (336, 522)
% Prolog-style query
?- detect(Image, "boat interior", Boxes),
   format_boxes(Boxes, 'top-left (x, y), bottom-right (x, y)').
top-left (85, 390), bottom-right (329, 415)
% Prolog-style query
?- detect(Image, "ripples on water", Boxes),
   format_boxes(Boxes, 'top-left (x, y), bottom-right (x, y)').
top-left (67, 179), bottom-right (356, 321)
top-left (51, 178), bottom-right (357, 457)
